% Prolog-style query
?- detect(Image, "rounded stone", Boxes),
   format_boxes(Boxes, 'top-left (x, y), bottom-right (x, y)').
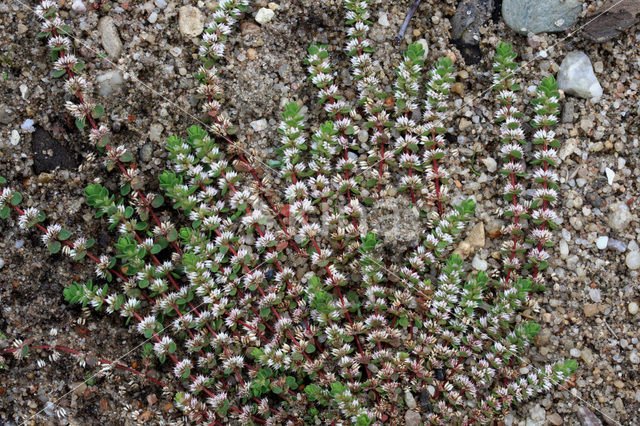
top-left (255, 8), bottom-right (275, 25)
top-left (502, 0), bottom-right (582, 34)
top-left (98, 16), bottom-right (123, 59)
top-left (628, 301), bottom-right (639, 315)
top-left (626, 251), bottom-right (640, 270)
top-left (179, 6), bottom-right (204, 38)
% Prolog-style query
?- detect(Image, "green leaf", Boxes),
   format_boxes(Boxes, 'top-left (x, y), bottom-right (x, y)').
top-left (48, 241), bottom-right (61, 254)
top-left (92, 104), bottom-right (105, 118)
top-left (55, 228), bottom-right (71, 241)
top-left (75, 118), bottom-right (85, 130)
top-left (168, 342), bottom-right (177, 354)
top-left (10, 192), bottom-right (22, 206)
top-left (73, 60), bottom-right (85, 72)
top-left (305, 343), bottom-right (316, 354)
top-left (52, 69), bottom-right (66, 78)
top-left (0, 206), bottom-right (9, 219)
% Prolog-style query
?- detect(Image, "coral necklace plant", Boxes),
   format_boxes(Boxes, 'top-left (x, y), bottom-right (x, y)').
top-left (0, 0), bottom-right (577, 424)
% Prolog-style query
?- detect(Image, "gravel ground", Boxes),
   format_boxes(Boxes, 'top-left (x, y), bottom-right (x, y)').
top-left (0, 0), bottom-right (639, 425)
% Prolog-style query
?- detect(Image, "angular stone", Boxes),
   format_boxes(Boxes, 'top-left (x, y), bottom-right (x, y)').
top-left (502, 0), bottom-right (582, 34)
top-left (583, 0), bottom-right (640, 43)
top-left (557, 51), bottom-right (603, 100)
top-left (98, 16), bottom-right (123, 59)
top-left (453, 222), bottom-right (485, 258)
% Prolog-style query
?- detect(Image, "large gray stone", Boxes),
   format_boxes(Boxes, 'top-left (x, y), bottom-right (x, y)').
top-left (502, 0), bottom-right (582, 34)
top-left (98, 16), bottom-right (122, 59)
top-left (557, 51), bottom-right (603, 100)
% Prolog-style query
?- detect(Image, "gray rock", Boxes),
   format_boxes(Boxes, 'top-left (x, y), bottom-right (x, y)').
top-left (139, 143), bottom-right (154, 163)
top-left (98, 16), bottom-right (123, 59)
top-left (179, 6), bottom-right (204, 38)
top-left (577, 406), bottom-right (602, 426)
top-left (526, 403), bottom-right (546, 426)
top-left (149, 123), bottom-right (164, 142)
top-left (0, 104), bottom-right (15, 124)
top-left (557, 51), bottom-right (603, 100)
top-left (562, 100), bottom-right (575, 123)
top-left (404, 390), bottom-right (416, 409)
top-left (96, 70), bottom-right (124, 98)
top-left (404, 410), bottom-right (422, 426)
top-left (502, 0), bottom-right (582, 34)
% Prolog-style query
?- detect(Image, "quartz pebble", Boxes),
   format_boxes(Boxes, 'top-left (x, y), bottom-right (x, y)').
top-left (626, 251), bottom-right (640, 270)
top-left (250, 119), bottom-right (268, 132)
top-left (557, 51), bottom-right (603, 100)
top-left (629, 301), bottom-right (639, 315)
top-left (255, 8), bottom-right (275, 24)
top-left (609, 202), bottom-right (633, 232)
top-left (471, 254), bottom-right (488, 271)
top-left (595, 236), bottom-right (608, 250)
top-left (378, 12), bottom-right (390, 27)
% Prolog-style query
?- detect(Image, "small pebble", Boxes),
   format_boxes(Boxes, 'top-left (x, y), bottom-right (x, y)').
top-left (629, 301), bottom-right (639, 315)
top-left (626, 251), bottom-right (640, 270)
top-left (255, 8), bottom-right (275, 24)
top-left (148, 12), bottom-right (158, 24)
top-left (378, 12), bottom-right (390, 27)
top-left (583, 304), bottom-right (598, 317)
top-left (482, 157), bottom-right (497, 172)
top-left (471, 255), bottom-right (488, 271)
top-left (250, 119), bottom-right (268, 132)
top-left (595, 236), bottom-right (608, 250)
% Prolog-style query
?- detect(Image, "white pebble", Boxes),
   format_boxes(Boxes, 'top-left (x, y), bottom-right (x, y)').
top-left (471, 254), bottom-right (488, 271)
top-left (605, 167), bottom-right (615, 185)
top-left (10, 130), bottom-right (20, 146)
top-left (255, 8), bottom-right (275, 24)
top-left (148, 12), bottom-right (158, 24)
top-left (21, 119), bottom-right (35, 132)
top-left (482, 157), bottom-right (497, 172)
top-left (0, 258), bottom-right (4, 269)
top-left (250, 119), bottom-right (268, 132)
top-left (72, 0), bottom-right (86, 13)
top-left (378, 12), bottom-right (390, 27)
top-left (570, 348), bottom-right (581, 357)
top-left (595, 236), bottom-right (608, 250)
top-left (588, 288), bottom-right (601, 303)
top-left (559, 240), bottom-right (569, 258)
top-left (628, 302), bottom-right (639, 315)
top-left (626, 251), bottom-right (640, 270)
